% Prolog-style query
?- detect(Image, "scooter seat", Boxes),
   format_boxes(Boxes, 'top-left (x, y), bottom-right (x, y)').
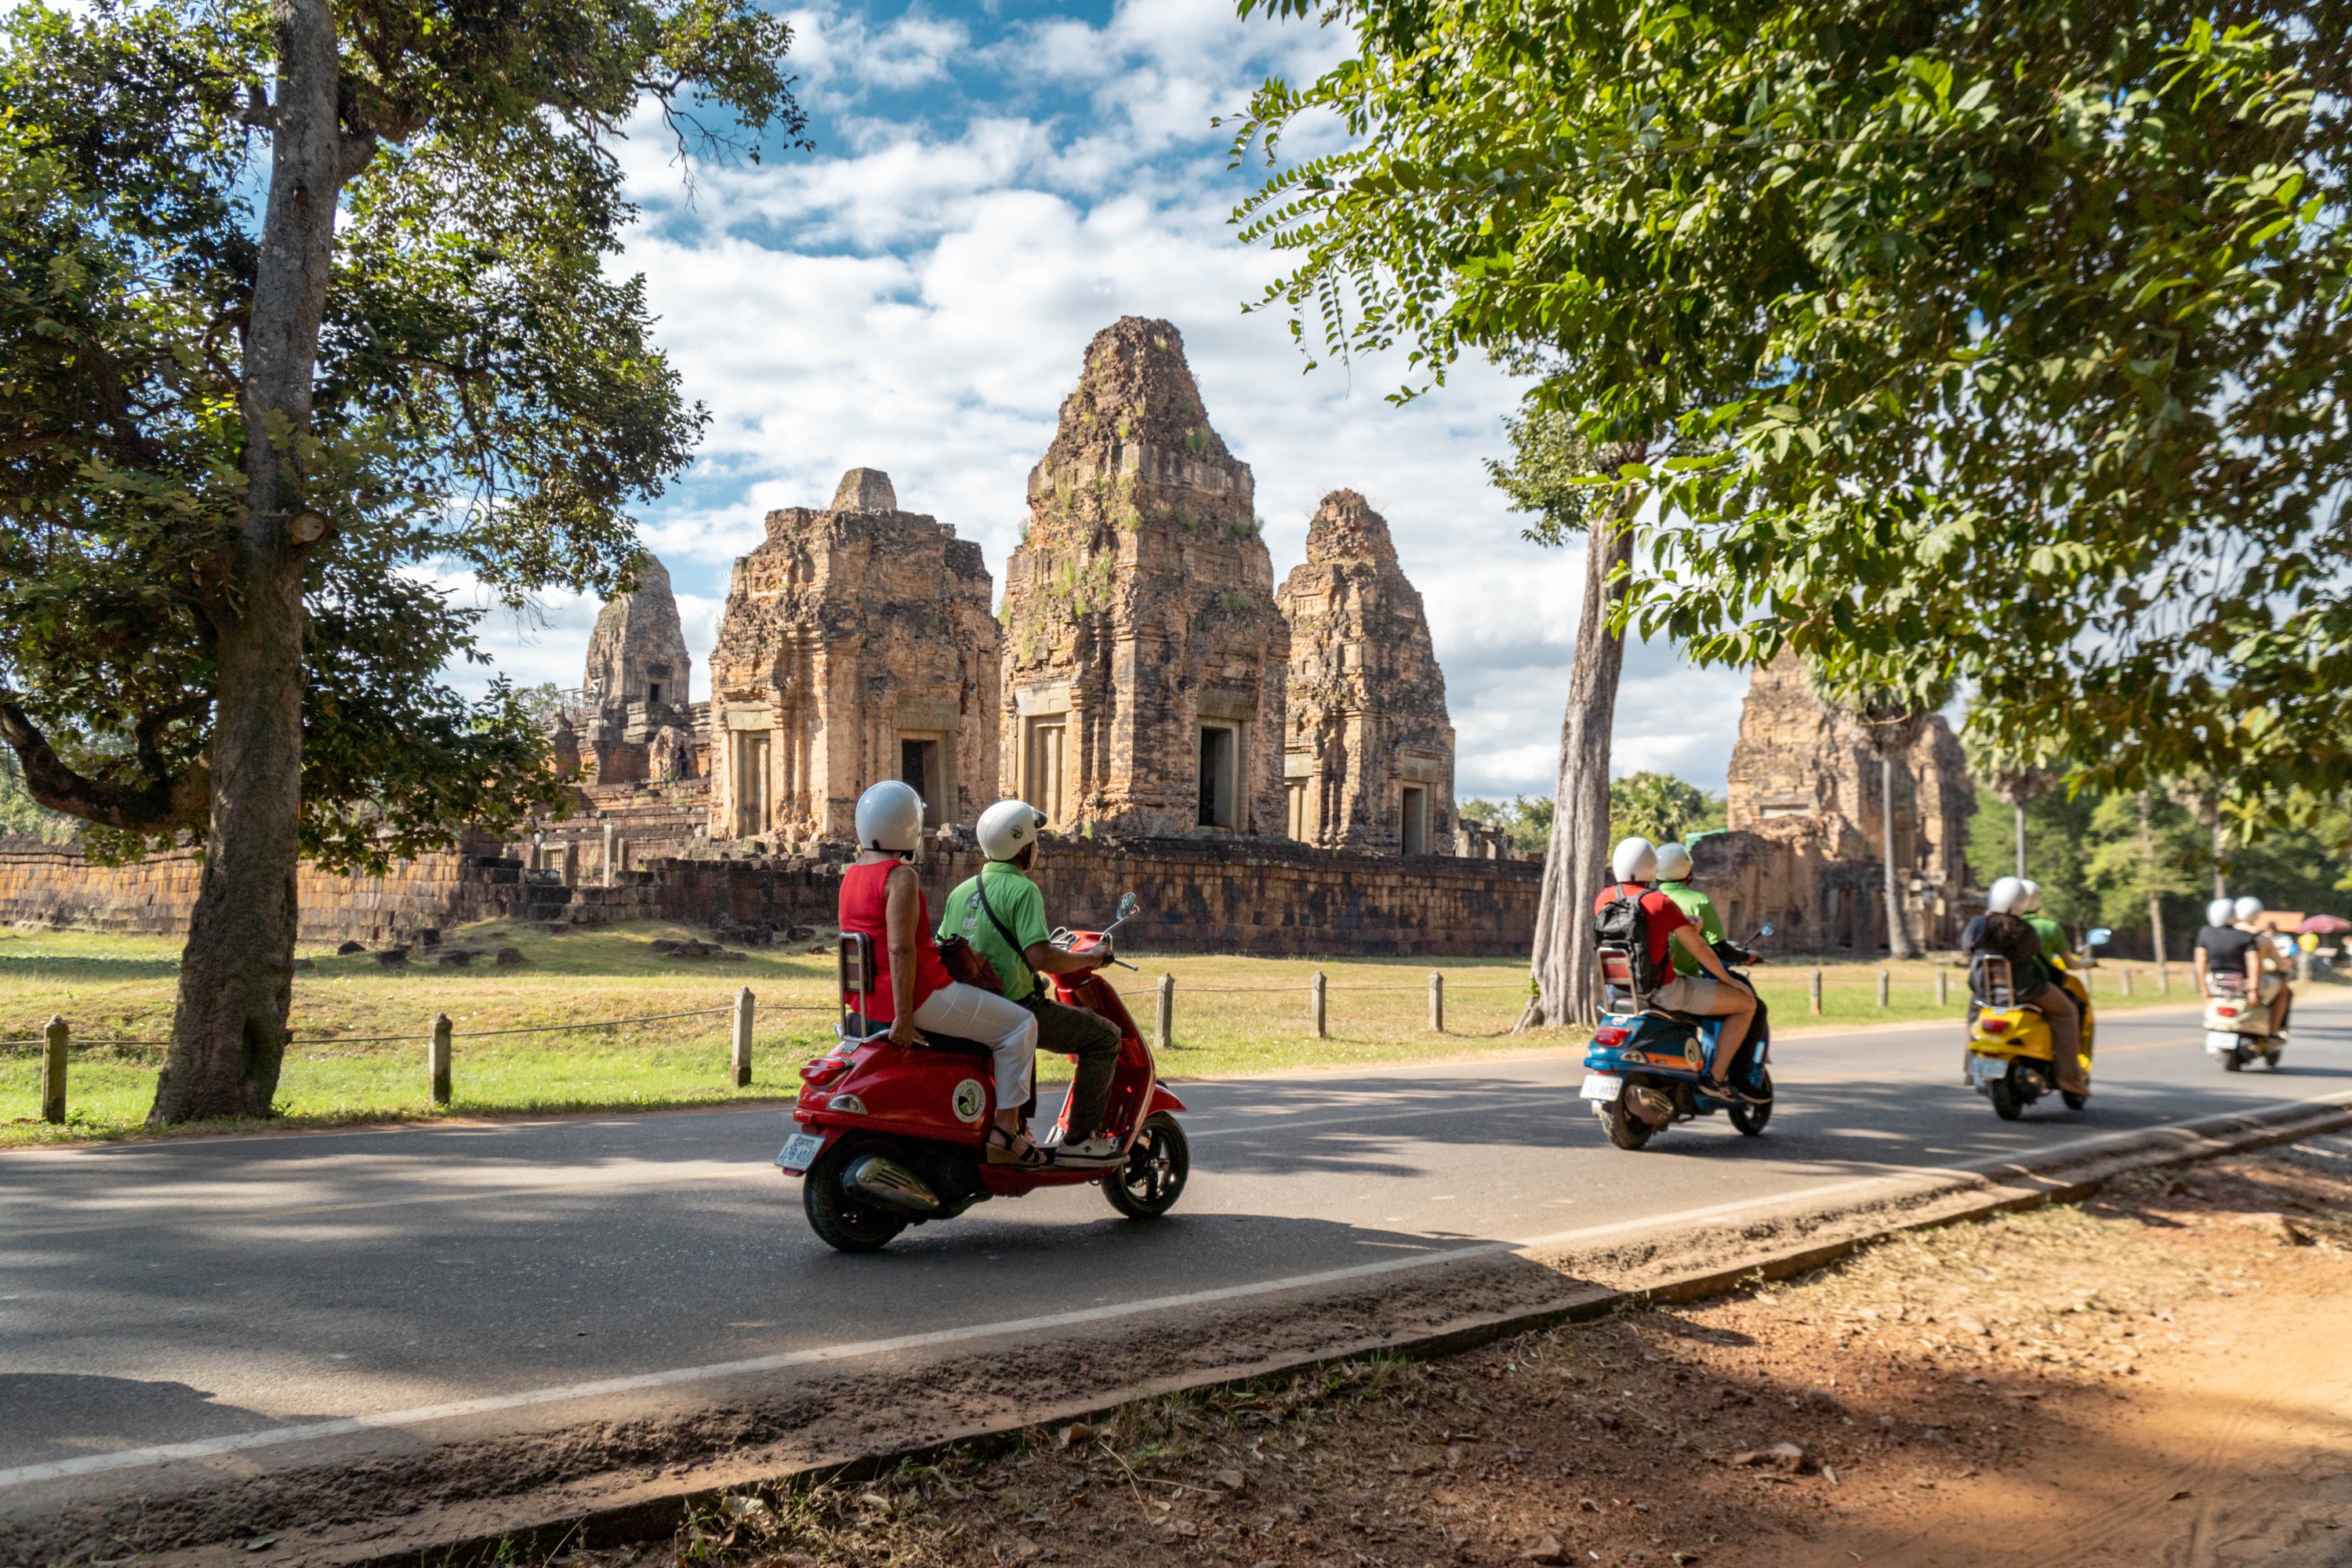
top-left (1642, 1007), bottom-right (1711, 1027)
top-left (914, 1031), bottom-right (996, 1059)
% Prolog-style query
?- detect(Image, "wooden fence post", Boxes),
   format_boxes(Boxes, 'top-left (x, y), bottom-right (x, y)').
top-left (1809, 967), bottom-right (1824, 1016)
top-left (1156, 973), bottom-right (1174, 1054)
top-left (429, 1014), bottom-right (452, 1107)
top-left (732, 987), bottom-right (755, 1087)
top-left (1429, 972), bottom-right (1444, 1033)
top-left (1936, 968), bottom-right (1949, 1007)
top-left (1310, 971), bottom-right (1327, 1039)
top-left (1877, 969), bottom-right (1890, 1008)
top-left (2122, 966), bottom-right (2133, 999)
top-left (40, 1014), bottom-right (67, 1124)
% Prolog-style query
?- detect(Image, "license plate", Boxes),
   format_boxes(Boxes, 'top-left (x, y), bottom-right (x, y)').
top-left (1579, 1072), bottom-right (1624, 1102)
top-left (775, 1132), bottom-right (825, 1173)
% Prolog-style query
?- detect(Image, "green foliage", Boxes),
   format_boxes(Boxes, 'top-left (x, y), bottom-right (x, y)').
top-left (0, 0), bottom-right (800, 870)
top-left (1486, 405), bottom-right (1613, 547)
top-left (1607, 772), bottom-right (1726, 850)
top-left (1459, 793), bottom-right (1552, 856)
top-left (1232, 0), bottom-right (2352, 814)
top-left (1974, 782), bottom-right (2349, 947)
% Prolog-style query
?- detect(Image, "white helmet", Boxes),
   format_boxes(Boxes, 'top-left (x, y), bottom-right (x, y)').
top-left (2019, 878), bottom-right (2043, 913)
top-left (1654, 843), bottom-right (1693, 882)
top-left (2234, 895), bottom-right (2265, 924)
top-left (854, 779), bottom-right (924, 855)
top-left (2207, 897), bottom-right (2237, 928)
top-left (977, 798), bottom-right (1047, 862)
top-left (1611, 837), bottom-right (1657, 884)
top-left (1986, 876), bottom-right (2027, 914)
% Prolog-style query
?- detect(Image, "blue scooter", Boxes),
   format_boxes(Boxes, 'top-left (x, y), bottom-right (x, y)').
top-left (1579, 926), bottom-right (1775, 1151)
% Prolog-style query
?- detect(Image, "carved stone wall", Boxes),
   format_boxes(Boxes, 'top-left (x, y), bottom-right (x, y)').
top-left (577, 556), bottom-right (700, 786)
top-left (706, 469), bottom-right (1001, 849)
top-left (997, 318), bottom-right (1289, 837)
top-left (1277, 490), bottom-right (1457, 854)
top-left (1721, 648), bottom-right (1977, 946)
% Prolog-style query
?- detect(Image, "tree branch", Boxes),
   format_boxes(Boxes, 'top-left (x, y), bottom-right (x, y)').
top-left (0, 702), bottom-right (210, 833)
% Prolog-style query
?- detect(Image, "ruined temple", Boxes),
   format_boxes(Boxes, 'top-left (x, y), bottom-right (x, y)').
top-left (1711, 648), bottom-right (1976, 947)
top-left (1277, 490), bottom-right (1457, 854)
top-left (572, 555), bottom-right (702, 786)
top-left (706, 468), bottom-right (1001, 849)
top-left (996, 318), bottom-right (1289, 837)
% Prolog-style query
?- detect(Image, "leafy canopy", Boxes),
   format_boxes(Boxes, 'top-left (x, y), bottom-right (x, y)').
top-left (1232, 0), bottom-right (2352, 815)
top-left (0, 0), bottom-right (800, 867)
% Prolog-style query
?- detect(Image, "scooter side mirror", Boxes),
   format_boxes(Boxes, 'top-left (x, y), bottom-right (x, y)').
top-left (1756, 922), bottom-right (1776, 939)
top-left (2086, 927), bottom-right (2113, 947)
top-left (1117, 891), bottom-right (1140, 922)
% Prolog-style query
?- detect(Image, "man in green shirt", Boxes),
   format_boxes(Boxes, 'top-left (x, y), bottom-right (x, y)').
top-left (1655, 843), bottom-right (1723, 976)
top-left (940, 800), bottom-right (1125, 1164)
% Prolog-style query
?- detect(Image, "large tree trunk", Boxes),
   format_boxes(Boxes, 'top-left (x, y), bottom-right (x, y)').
top-left (1526, 482), bottom-right (1637, 1028)
top-left (2013, 803), bottom-right (2027, 880)
top-left (150, 0), bottom-right (349, 1123)
top-left (1881, 753), bottom-right (1915, 958)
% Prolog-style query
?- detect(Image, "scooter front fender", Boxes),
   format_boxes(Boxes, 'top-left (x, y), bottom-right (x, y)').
top-left (1149, 1084), bottom-right (1187, 1114)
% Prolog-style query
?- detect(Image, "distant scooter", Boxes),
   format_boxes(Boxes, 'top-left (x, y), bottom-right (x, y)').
top-left (1580, 925), bottom-right (1776, 1150)
top-left (778, 892), bottom-right (1189, 1252)
top-left (2202, 971), bottom-right (2284, 1072)
top-left (1964, 931), bottom-right (2104, 1120)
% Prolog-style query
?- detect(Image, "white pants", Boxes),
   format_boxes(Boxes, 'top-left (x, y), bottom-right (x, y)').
top-left (912, 982), bottom-right (1038, 1109)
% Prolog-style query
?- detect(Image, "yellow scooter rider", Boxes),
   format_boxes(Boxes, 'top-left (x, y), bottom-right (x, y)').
top-left (2020, 879), bottom-right (2095, 1047)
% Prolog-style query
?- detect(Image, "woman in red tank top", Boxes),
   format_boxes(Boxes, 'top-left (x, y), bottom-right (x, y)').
top-left (840, 782), bottom-right (1047, 1167)
top-left (838, 858), bottom-right (953, 1024)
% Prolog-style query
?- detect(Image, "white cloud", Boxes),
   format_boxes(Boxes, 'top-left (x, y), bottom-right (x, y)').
top-left (451, 0), bottom-right (1751, 798)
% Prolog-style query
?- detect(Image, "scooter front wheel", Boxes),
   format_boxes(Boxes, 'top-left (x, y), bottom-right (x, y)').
top-left (1104, 1112), bottom-right (1189, 1219)
top-left (1729, 1071), bottom-right (1773, 1136)
top-left (804, 1135), bottom-right (910, 1253)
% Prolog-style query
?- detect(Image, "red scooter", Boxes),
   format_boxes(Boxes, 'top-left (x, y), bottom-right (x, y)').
top-left (778, 893), bottom-right (1189, 1252)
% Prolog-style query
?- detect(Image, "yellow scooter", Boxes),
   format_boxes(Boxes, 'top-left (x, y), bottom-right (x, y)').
top-left (1965, 937), bottom-right (2101, 1120)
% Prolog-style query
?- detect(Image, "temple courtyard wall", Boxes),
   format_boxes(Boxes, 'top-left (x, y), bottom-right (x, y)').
top-left (0, 836), bottom-right (1544, 958)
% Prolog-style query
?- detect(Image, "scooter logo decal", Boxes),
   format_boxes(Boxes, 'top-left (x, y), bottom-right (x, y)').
top-left (1684, 1039), bottom-right (1704, 1071)
top-left (952, 1079), bottom-right (987, 1122)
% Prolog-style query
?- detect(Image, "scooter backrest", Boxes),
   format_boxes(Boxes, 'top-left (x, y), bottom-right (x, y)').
top-left (837, 932), bottom-right (877, 1001)
top-left (1596, 946), bottom-right (1639, 990)
top-left (1973, 953), bottom-right (2014, 1008)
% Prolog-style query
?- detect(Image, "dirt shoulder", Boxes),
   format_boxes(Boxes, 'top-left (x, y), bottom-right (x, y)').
top-left (568, 1136), bottom-right (2352, 1568)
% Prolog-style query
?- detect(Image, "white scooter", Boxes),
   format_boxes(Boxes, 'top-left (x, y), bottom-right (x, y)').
top-left (2202, 972), bottom-right (2283, 1072)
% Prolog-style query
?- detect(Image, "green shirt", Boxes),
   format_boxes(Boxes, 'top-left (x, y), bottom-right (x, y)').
top-left (2025, 914), bottom-right (2067, 959)
top-left (1659, 881), bottom-right (1722, 975)
top-left (938, 861), bottom-right (1051, 1002)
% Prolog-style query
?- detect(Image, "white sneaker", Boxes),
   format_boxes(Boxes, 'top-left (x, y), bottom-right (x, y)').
top-left (1051, 1133), bottom-right (1123, 1165)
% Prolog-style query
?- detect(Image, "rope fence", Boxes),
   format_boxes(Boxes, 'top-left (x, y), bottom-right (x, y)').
top-left (9, 985), bottom-right (845, 1124)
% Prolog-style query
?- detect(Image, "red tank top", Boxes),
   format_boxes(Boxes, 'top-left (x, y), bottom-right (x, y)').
top-left (838, 859), bottom-right (952, 1022)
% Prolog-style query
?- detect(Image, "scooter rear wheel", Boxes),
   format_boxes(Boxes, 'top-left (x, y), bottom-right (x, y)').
top-left (2222, 1049), bottom-right (2245, 1073)
top-left (804, 1135), bottom-right (910, 1253)
top-left (1598, 1096), bottom-right (1653, 1150)
top-left (1104, 1112), bottom-right (1189, 1219)
top-left (1988, 1073), bottom-right (2027, 1120)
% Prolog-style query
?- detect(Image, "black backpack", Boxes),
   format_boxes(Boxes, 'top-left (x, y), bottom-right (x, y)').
top-left (1593, 885), bottom-right (1662, 992)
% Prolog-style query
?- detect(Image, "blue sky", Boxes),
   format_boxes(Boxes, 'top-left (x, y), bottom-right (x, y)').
top-left (441, 0), bottom-right (1754, 798)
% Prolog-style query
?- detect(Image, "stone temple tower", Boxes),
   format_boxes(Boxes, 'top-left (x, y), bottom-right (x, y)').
top-left (1277, 490), bottom-right (1457, 854)
top-left (706, 469), bottom-right (1002, 848)
top-left (997, 318), bottom-right (1289, 837)
top-left (578, 554), bottom-right (694, 784)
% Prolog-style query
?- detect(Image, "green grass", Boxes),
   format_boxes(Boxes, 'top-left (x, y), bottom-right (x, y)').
top-left (0, 925), bottom-right (2187, 1148)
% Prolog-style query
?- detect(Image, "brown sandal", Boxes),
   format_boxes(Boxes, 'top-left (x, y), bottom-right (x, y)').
top-left (985, 1124), bottom-right (1051, 1167)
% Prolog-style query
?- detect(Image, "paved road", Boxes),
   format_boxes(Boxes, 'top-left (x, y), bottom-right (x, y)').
top-left (3, 993), bottom-right (2348, 1494)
